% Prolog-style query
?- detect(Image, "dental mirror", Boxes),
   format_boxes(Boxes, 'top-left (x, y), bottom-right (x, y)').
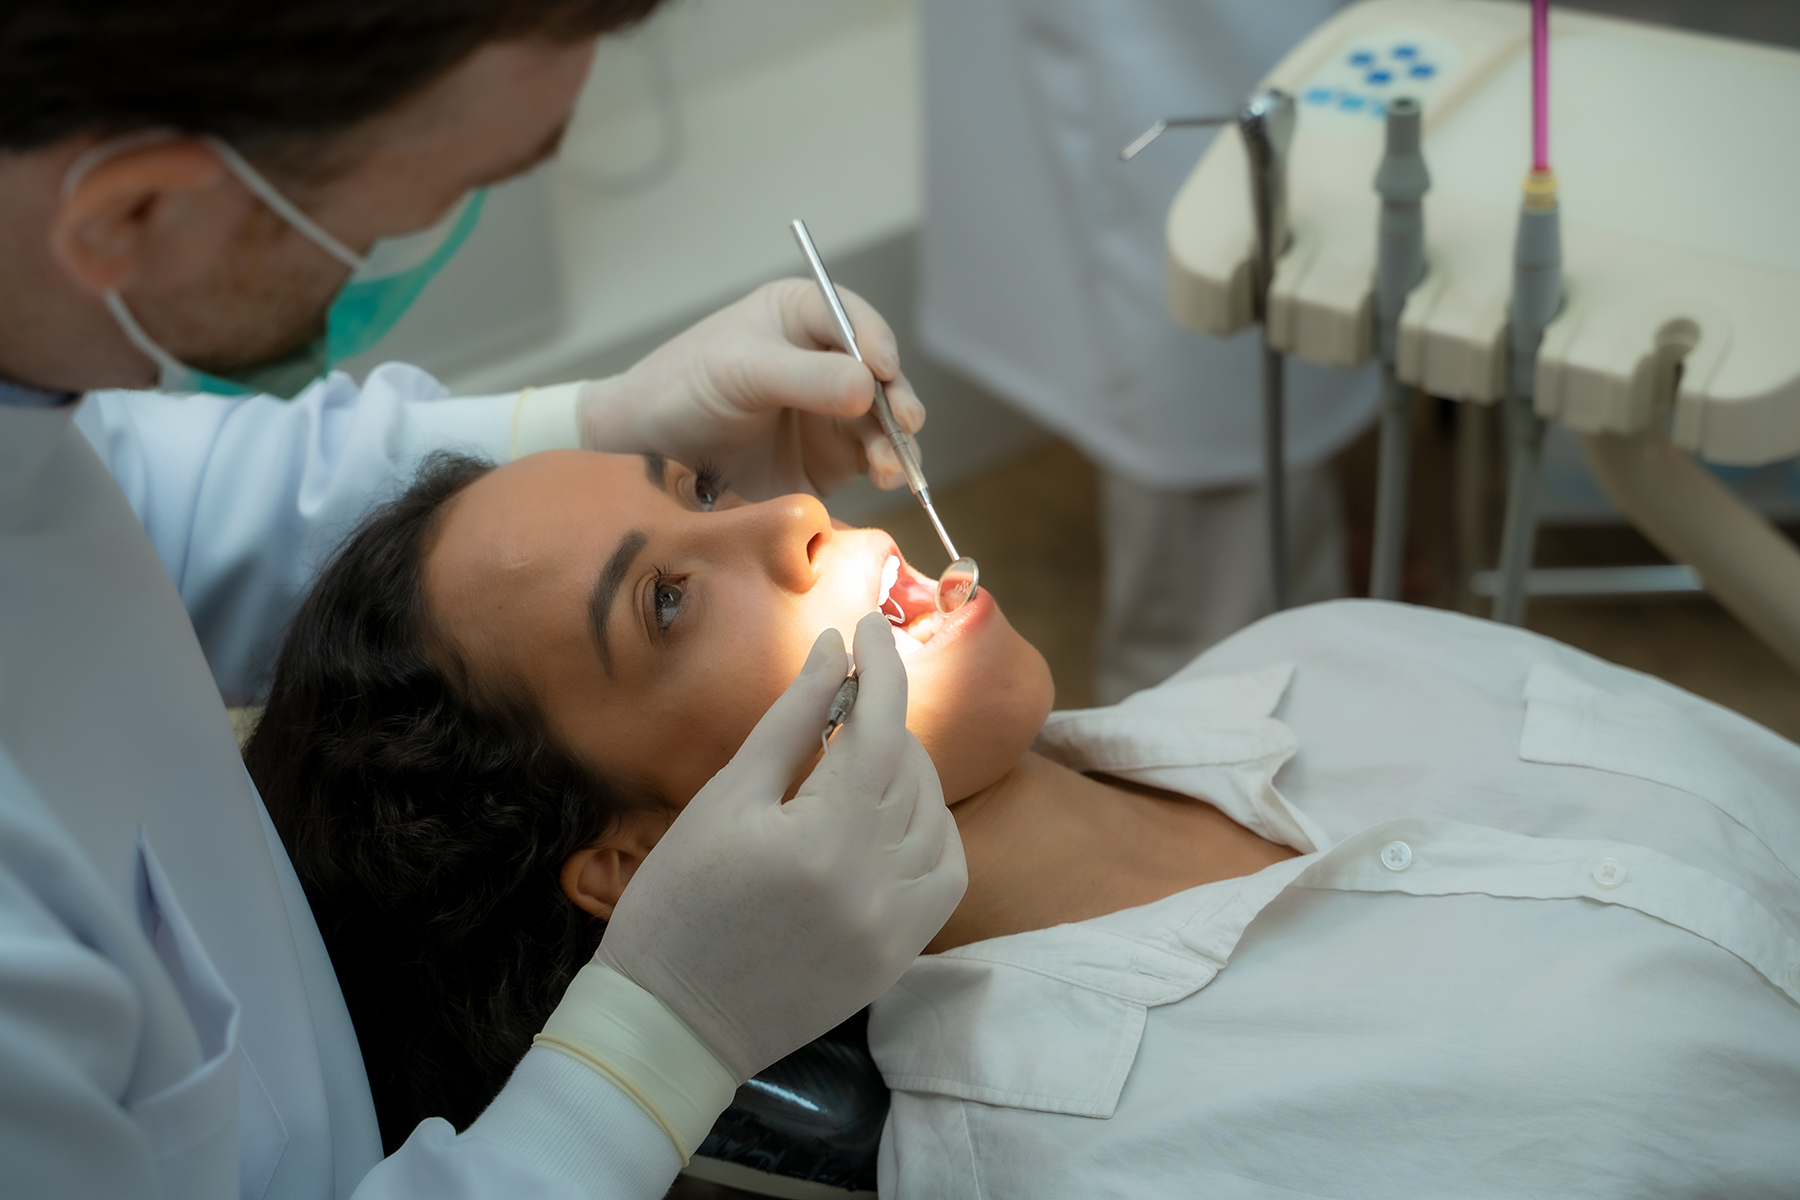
top-left (791, 217), bottom-right (983, 618)
top-left (937, 556), bottom-right (980, 614)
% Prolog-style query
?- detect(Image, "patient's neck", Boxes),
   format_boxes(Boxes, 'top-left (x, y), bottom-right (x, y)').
top-left (927, 753), bottom-right (1298, 953)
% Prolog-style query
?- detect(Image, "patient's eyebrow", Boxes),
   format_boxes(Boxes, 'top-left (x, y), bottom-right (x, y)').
top-left (643, 454), bottom-right (667, 490)
top-left (588, 529), bottom-right (649, 678)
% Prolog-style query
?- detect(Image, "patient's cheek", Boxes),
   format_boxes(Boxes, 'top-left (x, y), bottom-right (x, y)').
top-left (660, 662), bottom-right (802, 805)
top-left (907, 637), bottom-right (1054, 803)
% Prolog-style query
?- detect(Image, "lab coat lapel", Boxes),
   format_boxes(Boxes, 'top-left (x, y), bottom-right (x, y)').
top-left (0, 406), bottom-right (374, 1199)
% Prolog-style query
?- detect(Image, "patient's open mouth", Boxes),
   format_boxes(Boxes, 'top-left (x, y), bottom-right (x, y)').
top-left (879, 553), bottom-right (948, 647)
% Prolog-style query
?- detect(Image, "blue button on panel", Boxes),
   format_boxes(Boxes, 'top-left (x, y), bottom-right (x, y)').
top-left (1304, 87), bottom-right (1334, 105)
top-left (1409, 62), bottom-right (1436, 79)
top-left (1367, 69), bottom-right (1392, 85)
top-left (1349, 50), bottom-right (1375, 66)
top-left (1370, 101), bottom-right (1388, 118)
top-left (1338, 93), bottom-right (1367, 111)
top-left (1393, 44), bottom-right (1417, 59)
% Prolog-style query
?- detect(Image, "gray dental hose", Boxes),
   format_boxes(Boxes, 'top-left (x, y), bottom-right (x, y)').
top-left (1369, 98), bottom-right (1431, 602)
top-left (1492, 170), bottom-right (1564, 625)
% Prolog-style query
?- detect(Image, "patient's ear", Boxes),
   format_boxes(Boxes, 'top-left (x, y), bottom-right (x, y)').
top-left (560, 809), bottom-right (670, 922)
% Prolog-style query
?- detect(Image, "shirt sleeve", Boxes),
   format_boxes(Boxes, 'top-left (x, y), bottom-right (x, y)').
top-left (73, 365), bottom-right (584, 704)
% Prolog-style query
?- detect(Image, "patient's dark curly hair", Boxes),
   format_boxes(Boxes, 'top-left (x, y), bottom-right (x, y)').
top-left (246, 452), bottom-right (660, 1151)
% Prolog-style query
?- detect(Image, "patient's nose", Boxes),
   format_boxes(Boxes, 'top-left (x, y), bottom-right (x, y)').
top-left (711, 492), bottom-right (834, 592)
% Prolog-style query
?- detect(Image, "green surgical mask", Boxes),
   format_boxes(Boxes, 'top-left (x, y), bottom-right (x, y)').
top-left (82, 137), bottom-right (485, 398)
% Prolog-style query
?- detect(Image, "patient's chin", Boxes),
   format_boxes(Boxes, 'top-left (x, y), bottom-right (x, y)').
top-left (910, 639), bottom-right (1054, 803)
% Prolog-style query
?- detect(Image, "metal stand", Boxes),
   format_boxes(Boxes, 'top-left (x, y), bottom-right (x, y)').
top-left (1581, 426), bottom-right (1800, 674)
top-left (1453, 399), bottom-right (1492, 612)
top-left (1370, 369), bottom-right (1412, 600)
top-left (1239, 90), bottom-right (1297, 611)
top-left (1471, 564), bottom-right (1702, 599)
top-left (1259, 331), bottom-right (1289, 608)
top-left (1121, 92), bottom-right (1296, 609)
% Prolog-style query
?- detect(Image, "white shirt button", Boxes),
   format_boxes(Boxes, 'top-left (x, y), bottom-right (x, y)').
top-left (1788, 962), bottom-right (1800, 994)
top-left (1591, 857), bottom-right (1628, 889)
top-left (1379, 840), bottom-right (1413, 871)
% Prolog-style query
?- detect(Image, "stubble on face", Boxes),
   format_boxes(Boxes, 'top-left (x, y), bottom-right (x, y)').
top-left (142, 202), bottom-right (339, 376)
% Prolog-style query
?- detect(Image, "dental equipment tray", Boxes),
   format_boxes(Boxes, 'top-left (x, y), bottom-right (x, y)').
top-left (1166, 0), bottom-right (1800, 465)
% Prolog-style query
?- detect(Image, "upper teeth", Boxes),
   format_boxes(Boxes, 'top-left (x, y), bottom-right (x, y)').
top-left (878, 555), bottom-right (900, 618)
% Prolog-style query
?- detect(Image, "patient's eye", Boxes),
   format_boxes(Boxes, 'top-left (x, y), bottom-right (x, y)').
top-left (692, 463), bottom-right (729, 512)
top-left (653, 574), bottom-right (684, 632)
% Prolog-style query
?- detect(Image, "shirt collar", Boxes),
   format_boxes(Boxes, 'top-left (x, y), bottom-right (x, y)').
top-left (1034, 662), bottom-right (1330, 854)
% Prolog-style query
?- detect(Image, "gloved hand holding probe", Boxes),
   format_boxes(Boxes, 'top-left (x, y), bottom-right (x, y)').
top-left (525, 613), bottom-right (963, 1160)
top-left (574, 280), bottom-right (928, 501)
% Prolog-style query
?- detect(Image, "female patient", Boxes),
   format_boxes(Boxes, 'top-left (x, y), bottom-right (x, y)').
top-left (248, 449), bottom-right (1800, 1197)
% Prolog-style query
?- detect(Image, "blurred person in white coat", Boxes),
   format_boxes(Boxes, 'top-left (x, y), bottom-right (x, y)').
top-left (0, 1), bottom-right (965, 1196)
top-left (918, 0), bottom-right (1377, 702)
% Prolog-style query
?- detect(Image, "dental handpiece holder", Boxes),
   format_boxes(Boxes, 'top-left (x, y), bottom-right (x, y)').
top-left (1160, 0), bottom-right (1800, 673)
top-left (1238, 89), bottom-right (1297, 611)
top-left (1121, 88), bottom-right (1298, 611)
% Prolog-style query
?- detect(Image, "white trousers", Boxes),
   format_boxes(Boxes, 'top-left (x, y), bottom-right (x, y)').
top-left (1094, 463), bottom-right (1348, 703)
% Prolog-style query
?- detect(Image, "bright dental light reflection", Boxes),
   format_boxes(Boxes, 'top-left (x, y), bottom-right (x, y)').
top-left (880, 554), bottom-right (903, 625)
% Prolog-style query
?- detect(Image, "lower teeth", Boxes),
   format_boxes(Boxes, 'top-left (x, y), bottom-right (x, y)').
top-left (903, 613), bottom-right (939, 642)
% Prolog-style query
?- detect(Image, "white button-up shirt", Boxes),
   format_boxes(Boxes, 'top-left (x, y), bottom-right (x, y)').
top-left (870, 601), bottom-right (1800, 1198)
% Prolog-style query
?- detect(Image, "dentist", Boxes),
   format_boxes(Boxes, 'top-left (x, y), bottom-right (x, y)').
top-left (0, 2), bottom-right (965, 1198)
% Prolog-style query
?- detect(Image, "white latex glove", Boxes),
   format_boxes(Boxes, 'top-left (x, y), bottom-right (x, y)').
top-left (576, 279), bottom-right (927, 500)
top-left (595, 611), bottom-right (965, 1083)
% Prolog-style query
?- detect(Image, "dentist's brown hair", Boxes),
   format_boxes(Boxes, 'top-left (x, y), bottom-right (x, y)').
top-left (2, 0), bottom-right (662, 178)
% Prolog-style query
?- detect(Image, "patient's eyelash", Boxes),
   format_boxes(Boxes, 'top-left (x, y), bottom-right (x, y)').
top-left (692, 460), bottom-right (730, 512)
top-left (650, 567), bottom-right (684, 634)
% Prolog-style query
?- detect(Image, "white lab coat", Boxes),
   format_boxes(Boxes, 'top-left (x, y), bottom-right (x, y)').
top-left (917, 0), bottom-right (1378, 490)
top-left (0, 367), bottom-right (679, 1199)
top-left (874, 601), bottom-right (1800, 1197)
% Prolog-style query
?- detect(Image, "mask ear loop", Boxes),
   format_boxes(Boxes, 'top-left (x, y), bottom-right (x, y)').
top-left (101, 291), bottom-right (188, 381)
top-left (207, 139), bottom-right (365, 271)
top-left (61, 132), bottom-right (210, 388)
top-left (63, 131), bottom-right (356, 394)
top-left (61, 131), bottom-right (369, 273)
top-left (61, 129), bottom-right (184, 199)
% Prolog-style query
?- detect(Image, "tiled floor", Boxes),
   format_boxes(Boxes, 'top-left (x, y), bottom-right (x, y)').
top-left (876, 430), bottom-right (1800, 742)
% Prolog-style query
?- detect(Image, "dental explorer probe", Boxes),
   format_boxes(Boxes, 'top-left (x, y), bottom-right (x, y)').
top-left (789, 218), bottom-right (980, 614)
top-left (822, 671), bottom-right (859, 751)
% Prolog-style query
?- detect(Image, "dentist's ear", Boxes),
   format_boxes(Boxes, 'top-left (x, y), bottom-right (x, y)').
top-left (559, 808), bottom-right (674, 921)
top-left (48, 138), bottom-right (229, 295)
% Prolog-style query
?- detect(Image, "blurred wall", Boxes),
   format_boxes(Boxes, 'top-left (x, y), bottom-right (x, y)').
top-left (343, 0), bottom-right (1043, 522)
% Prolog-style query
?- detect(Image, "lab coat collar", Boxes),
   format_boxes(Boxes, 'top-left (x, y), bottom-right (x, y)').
top-left (0, 401), bottom-right (78, 516)
top-left (0, 377), bottom-right (77, 408)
